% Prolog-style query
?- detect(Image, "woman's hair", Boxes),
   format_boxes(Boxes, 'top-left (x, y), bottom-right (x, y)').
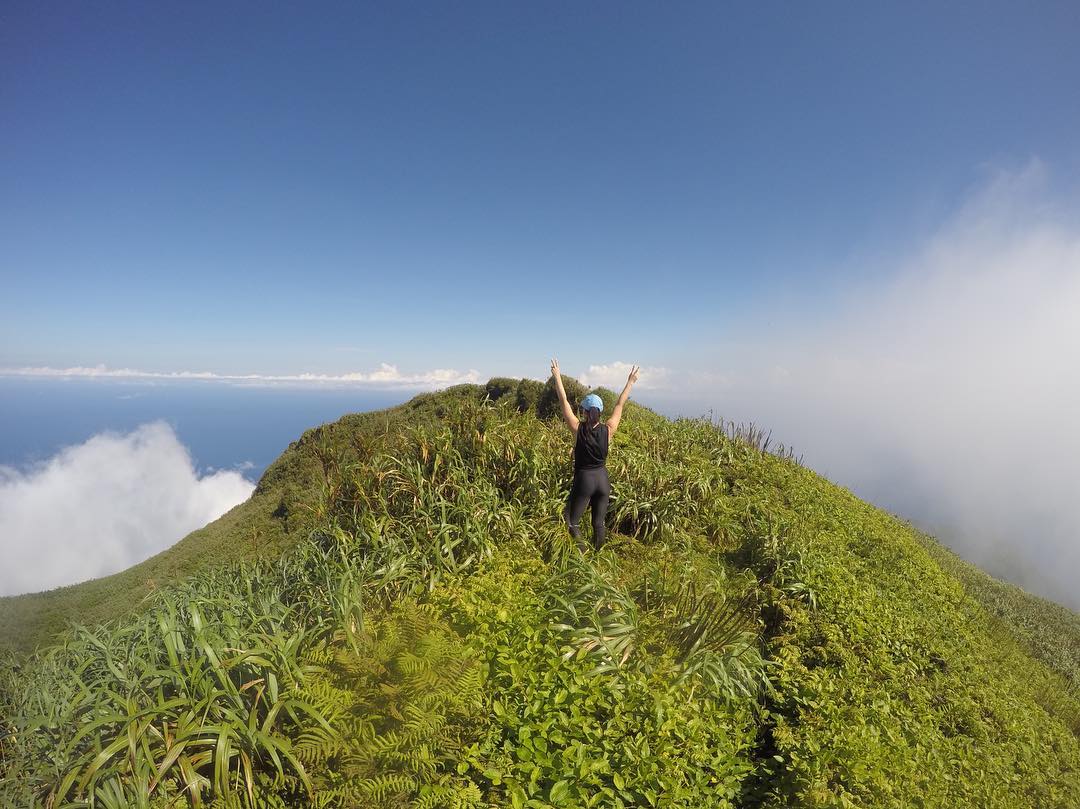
top-left (584, 407), bottom-right (601, 428)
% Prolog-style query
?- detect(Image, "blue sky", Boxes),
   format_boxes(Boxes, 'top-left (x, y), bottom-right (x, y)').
top-left (3, 2), bottom-right (1078, 379)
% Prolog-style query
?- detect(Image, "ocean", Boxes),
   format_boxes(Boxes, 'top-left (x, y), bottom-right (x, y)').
top-left (0, 378), bottom-right (409, 480)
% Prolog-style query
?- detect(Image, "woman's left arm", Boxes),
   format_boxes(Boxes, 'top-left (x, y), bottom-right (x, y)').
top-left (607, 365), bottom-right (639, 437)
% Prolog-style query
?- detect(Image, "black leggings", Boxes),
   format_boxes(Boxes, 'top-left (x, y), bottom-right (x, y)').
top-left (565, 466), bottom-right (611, 550)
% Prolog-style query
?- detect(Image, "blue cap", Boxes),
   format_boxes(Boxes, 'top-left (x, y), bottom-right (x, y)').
top-left (581, 393), bottom-right (604, 412)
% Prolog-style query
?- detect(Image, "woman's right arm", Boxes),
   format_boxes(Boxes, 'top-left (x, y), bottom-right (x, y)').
top-left (550, 358), bottom-right (579, 433)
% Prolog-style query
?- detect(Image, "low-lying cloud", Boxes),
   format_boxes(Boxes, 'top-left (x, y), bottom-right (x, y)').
top-left (0, 423), bottom-right (254, 596)
top-left (664, 161), bottom-right (1080, 608)
top-left (0, 362), bottom-right (481, 389)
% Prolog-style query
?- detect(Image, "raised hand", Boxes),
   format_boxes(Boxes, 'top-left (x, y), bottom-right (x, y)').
top-left (627, 365), bottom-right (640, 385)
top-left (550, 358), bottom-right (561, 378)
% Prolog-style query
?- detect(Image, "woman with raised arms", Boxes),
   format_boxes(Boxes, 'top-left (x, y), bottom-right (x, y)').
top-left (549, 359), bottom-right (639, 551)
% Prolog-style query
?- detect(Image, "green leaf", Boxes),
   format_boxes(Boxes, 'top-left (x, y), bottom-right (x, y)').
top-left (549, 779), bottom-right (571, 804)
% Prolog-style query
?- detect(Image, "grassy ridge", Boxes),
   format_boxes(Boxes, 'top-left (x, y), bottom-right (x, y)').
top-left (0, 384), bottom-right (511, 655)
top-left (2, 382), bottom-right (1080, 807)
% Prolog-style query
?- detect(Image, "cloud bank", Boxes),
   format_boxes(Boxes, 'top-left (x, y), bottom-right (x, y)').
top-left (0, 423), bottom-right (254, 596)
top-left (666, 161), bottom-right (1080, 608)
top-left (578, 362), bottom-right (670, 391)
top-left (0, 362), bottom-right (481, 389)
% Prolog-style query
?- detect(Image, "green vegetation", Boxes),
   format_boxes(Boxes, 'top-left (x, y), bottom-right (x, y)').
top-left (0, 384), bottom-right (493, 656)
top-left (2, 380), bottom-right (1080, 807)
top-left (913, 532), bottom-right (1080, 737)
top-left (914, 533), bottom-right (1080, 693)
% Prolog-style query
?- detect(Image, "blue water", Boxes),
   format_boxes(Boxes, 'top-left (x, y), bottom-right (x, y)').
top-left (0, 379), bottom-right (409, 480)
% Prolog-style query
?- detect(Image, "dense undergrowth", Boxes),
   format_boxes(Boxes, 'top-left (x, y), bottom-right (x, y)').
top-left (2, 381), bottom-right (1079, 807)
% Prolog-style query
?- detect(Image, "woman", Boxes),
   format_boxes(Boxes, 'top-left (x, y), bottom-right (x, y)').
top-left (550, 359), bottom-right (640, 550)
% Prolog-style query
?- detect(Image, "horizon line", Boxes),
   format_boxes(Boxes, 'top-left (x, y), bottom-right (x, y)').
top-left (0, 363), bottom-right (484, 390)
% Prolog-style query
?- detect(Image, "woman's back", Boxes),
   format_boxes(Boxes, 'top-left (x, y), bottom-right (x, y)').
top-left (574, 421), bottom-right (609, 470)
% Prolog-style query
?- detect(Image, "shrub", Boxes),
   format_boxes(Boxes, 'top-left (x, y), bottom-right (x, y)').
top-left (484, 378), bottom-right (518, 403)
top-left (538, 376), bottom-right (587, 420)
top-left (513, 378), bottom-right (544, 414)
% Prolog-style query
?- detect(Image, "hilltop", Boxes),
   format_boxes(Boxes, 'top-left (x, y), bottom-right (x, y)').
top-left (2, 378), bottom-right (1079, 808)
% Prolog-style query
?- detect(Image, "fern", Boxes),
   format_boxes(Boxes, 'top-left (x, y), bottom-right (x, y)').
top-left (296, 602), bottom-right (485, 808)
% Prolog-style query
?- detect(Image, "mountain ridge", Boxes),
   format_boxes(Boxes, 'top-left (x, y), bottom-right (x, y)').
top-left (2, 379), bottom-right (1079, 807)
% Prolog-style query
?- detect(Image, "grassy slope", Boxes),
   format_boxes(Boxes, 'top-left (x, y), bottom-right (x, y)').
top-left (914, 532), bottom-right (1080, 693)
top-left (0, 385), bottom-right (494, 655)
top-left (744, 465), bottom-right (1080, 804)
top-left (3, 380), bottom-right (1080, 806)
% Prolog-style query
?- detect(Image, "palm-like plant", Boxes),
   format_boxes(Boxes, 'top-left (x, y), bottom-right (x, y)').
top-left (545, 558), bottom-right (640, 674)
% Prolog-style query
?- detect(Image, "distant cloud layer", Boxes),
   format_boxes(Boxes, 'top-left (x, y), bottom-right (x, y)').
top-left (0, 363), bottom-right (481, 389)
top-left (668, 160), bottom-right (1080, 608)
top-left (0, 423), bottom-right (254, 596)
top-left (578, 362), bottom-right (670, 390)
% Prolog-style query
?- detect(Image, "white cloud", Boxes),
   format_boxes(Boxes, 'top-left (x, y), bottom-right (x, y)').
top-left (0, 362), bottom-right (482, 390)
top-left (0, 423), bottom-right (254, 596)
top-left (578, 362), bottom-right (670, 391)
top-left (674, 160), bottom-right (1080, 608)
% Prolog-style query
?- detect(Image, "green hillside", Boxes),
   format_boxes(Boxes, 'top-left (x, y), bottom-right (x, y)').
top-left (0, 384), bottom-right (506, 656)
top-left (2, 380), bottom-right (1079, 808)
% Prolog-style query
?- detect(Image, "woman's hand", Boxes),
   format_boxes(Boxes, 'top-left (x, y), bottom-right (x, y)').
top-left (627, 365), bottom-right (640, 385)
top-left (550, 358), bottom-right (561, 378)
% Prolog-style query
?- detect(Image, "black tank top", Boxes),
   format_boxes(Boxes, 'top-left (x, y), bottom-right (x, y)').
top-left (574, 421), bottom-right (609, 471)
